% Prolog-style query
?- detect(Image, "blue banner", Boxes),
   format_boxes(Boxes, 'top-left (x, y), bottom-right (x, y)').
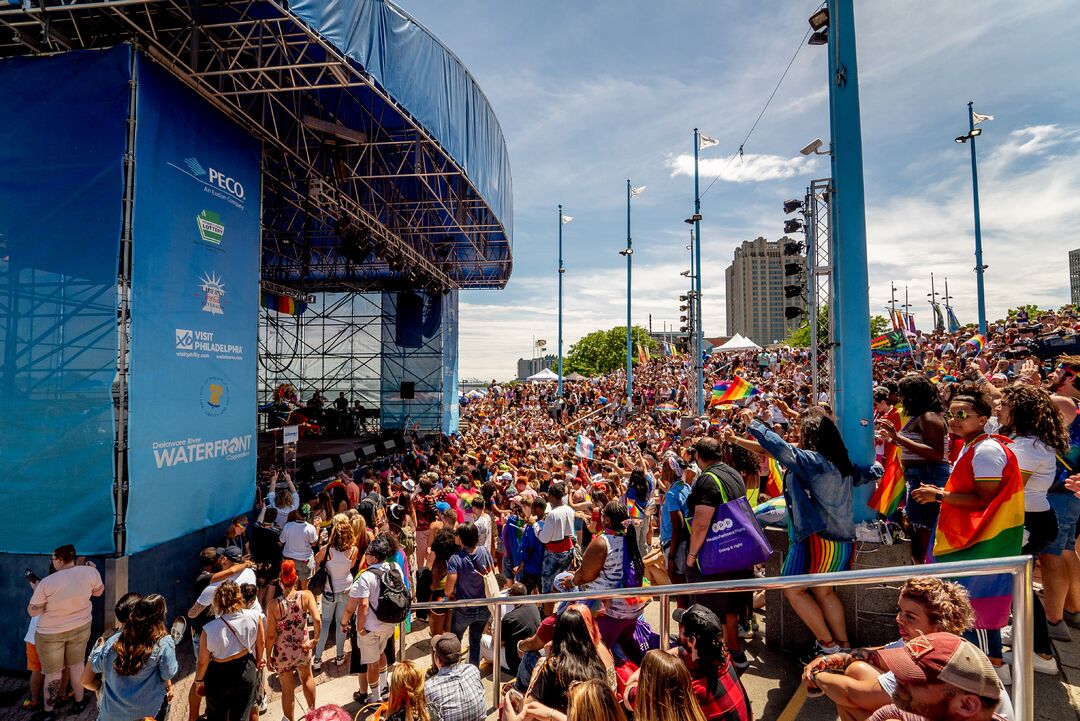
top-left (0, 47), bottom-right (129, 554)
top-left (126, 56), bottom-right (260, 552)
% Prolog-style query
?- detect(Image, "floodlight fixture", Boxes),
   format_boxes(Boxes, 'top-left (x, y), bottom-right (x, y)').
top-left (684, 214), bottom-right (703, 224)
top-left (955, 128), bottom-right (983, 144)
top-left (783, 199), bottom-right (804, 214)
top-left (808, 30), bottom-right (829, 46)
top-left (800, 138), bottom-right (828, 156)
top-left (808, 7), bottom-right (829, 30)
top-left (784, 219), bottom-right (804, 234)
top-left (619, 248), bottom-right (634, 256)
top-left (680, 269), bottom-right (692, 277)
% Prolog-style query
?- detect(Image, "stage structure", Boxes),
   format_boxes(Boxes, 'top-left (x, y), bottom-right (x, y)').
top-left (0, 0), bottom-right (512, 668)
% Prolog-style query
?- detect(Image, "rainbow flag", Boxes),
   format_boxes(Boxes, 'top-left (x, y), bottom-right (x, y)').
top-left (626, 498), bottom-right (643, 520)
top-left (709, 378), bottom-right (760, 405)
top-left (930, 436), bottom-right (1025, 629)
top-left (868, 445), bottom-right (904, 516)
top-left (766, 457), bottom-right (784, 498)
top-left (870, 330), bottom-right (911, 357)
top-left (656, 402), bottom-right (680, 413)
top-left (261, 290), bottom-right (307, 315)
top-left (964, 333), bottom-right (986, 354)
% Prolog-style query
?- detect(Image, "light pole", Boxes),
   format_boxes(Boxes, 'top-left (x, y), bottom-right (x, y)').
top-left (557, 205), bottom-right (569, 398)
top-left (955, 102), bottom-right (990, 335)
top-left (691, 128), bottom-right (705, 416)
top-left (623, 182), bottom-right (645, 412)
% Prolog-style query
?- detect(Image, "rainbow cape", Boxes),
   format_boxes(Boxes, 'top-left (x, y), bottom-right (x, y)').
top-left (709, 377), bottom-right (760, 405)
top-left (930, 435), bottom-right (1025, 629)
top-left (766, 457), bottom-right (784, 498)
top-left (868, 445), bottom-right (904, 516)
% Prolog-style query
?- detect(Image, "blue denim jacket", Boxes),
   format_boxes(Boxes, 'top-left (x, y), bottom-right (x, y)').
top-left (748, 420), bottom-right (882, 543)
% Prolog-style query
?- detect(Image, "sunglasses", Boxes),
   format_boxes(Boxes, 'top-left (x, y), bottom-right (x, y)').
top-left (943, 410), bottom-right (971, 421)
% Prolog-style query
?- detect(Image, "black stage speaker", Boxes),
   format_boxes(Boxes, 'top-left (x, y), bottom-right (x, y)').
top-left (360, 444), bottom-right (377, 458)
top-left (311, 457), bottom-right (335, 480)
top-left (400, 381), bottom-right (415, 399)
top-left (339, 451), bottom-right (357, 468)
top-left (395, 291), bottom-right (424, 348)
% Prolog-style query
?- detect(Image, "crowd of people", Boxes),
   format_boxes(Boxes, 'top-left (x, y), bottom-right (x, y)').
top-left (20, 303), bottom-right (1080, 721)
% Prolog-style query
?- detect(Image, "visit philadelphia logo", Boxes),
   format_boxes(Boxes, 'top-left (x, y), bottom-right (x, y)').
top-left (197, 210), bottom-right (225, 247)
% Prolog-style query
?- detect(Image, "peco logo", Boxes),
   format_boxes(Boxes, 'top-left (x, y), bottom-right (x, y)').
top-left (711, 517), bottom-right (735, 533)
top-left (169, 157), bottom-right (247, 210)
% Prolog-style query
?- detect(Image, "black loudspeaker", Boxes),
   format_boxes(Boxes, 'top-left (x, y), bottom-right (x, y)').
top-left (338, 451), bottom-right (357, 469)
top-left (395, 291), bottom-right (424, 348)
top-left (360, 444), bottom-right (377, 458)
top-left (400, 381), bottom-right (415, 399)
top-left (311, 457), bottom-right (335, 480)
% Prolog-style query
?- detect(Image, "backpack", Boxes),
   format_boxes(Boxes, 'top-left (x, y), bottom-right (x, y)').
top-left (367, 565), bottom-right (411, 624)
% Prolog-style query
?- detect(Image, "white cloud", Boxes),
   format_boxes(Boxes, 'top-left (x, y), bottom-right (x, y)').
top-left (667, 151), bottom-right (818, 183)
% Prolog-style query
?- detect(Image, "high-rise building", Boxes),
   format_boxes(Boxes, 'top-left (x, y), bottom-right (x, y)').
top-left (1070, 249), bottom-right (1080, 306)
top-left (725, 236), bottom-right (806, 345)
top-left (516, 354), bottom-right (557, 380)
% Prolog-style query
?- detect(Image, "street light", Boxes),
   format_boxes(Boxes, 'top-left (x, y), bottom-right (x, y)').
top-left (684, 214), bottom-right (702, 224)
top-left (800, 138), bottom-right (830, 156)
top-left (808, 7), bottom-right (829, 45)
top-left (954, 128), bottom-right (982, 143)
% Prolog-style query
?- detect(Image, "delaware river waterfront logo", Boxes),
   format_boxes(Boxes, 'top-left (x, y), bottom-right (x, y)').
top-left (200, 377), bottom-right (229, 416)
top-left (152, 434), bottom-right (253, 469)
top-left (174, 328), bottom-right (244, 361)
top-left (196, 210), bottom-right (225, 247)
top-left (167, 156), bottom-right (247, 210)
top-left (199, 272), bottom-right (226, 315)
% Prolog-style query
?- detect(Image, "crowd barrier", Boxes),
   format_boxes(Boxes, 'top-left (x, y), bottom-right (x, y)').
top-left (406, 556), bottom-right (1035, 718)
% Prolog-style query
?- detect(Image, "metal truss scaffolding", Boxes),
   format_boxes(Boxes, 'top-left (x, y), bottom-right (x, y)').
top-left (806, 178), bottom-right (834, 404)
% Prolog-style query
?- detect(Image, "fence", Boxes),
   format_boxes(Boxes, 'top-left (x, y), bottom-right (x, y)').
top-left (406, 555), bottom-right (1034, 719)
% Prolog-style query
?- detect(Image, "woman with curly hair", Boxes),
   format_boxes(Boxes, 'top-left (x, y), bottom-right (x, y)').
top-left (999, 382), bottom-right (1071, 673)
top-left (313, 515), bottom-right (357, 670)
top-left (804, 577), bottom-right (988, 721)
top-left (89, 594), bottom-right (178, 721)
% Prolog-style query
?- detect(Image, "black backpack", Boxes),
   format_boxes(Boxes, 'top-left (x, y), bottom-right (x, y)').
top-left (368, 565), bottom-right (411, 624)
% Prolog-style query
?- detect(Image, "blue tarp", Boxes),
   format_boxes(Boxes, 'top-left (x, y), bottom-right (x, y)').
top-left (290, 0), bottom-right (513, 237)
top-left (0, 47), bottom-right (127, 554)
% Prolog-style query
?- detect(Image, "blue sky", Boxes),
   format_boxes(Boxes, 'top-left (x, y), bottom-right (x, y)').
top-left (397, 1), bottom-right (1080, 380)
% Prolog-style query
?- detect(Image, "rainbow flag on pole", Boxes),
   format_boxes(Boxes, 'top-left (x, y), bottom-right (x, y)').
top-left (766, 457), bottom-right (784, 498)
top-left (929, 436), bottom-right (1025, 629)
top-left (709, 378), bottom-right (760, 405)
top-left (868, 445), bottom-right (905, 516)
top-left (963, 333), bottom-right (986, 355)
top-left (261, 290), bottom-right (307, 315)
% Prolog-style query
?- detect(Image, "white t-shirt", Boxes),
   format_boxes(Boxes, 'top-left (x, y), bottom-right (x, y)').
top-left (349, 561), bottom-right (403, 632)
top-left (267, 490), bottom-right (300, 519)
top-left (475, 512), bottom-right (493, 552)
top-left (29, 565), bottom-right (104, 634)
top-left (203, 610), bottom-right (259, 659)
top-left (537, 504), bottom-right (576, 544)
top-left (280, 521), bottom-right (318, 561)
top-left (196, 567), bottom-right (259, 607)
top-left (1009, 436), bottom-right (1057, 512)
top-left (25, 615), bottom-right (39, 644)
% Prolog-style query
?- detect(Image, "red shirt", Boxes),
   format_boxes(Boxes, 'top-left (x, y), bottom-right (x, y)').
top-left (681, 650), bottom-right (751, 721)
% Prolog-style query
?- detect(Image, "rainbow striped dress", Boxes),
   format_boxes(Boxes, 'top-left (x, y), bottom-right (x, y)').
top-left (929, 434), bottom-right (1025, 629)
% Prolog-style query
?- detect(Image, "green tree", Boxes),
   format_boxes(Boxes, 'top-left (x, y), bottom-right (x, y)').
top-left (563, 325), bottom-right (656, 376)
top-left (870, 315), bottom-right (890, 337)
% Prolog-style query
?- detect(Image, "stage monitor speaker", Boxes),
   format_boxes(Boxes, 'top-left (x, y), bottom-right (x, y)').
top-left (360, 444), bottom-right (377, 458)
top-left (339, 451), bottom-right (357, 468)
top-left (384, 438), bottom-right (398, 452)
top-left (399, 381), bottom-right (415, 400)
top-left (311, 457), bottom-right (335, 480)
top-left (395, 291), bottom-right (424, 348)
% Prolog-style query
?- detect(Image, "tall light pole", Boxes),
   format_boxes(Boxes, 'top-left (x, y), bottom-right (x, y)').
top-left (557, 205), bottom-right (567, 398)
top-left (692, 128), bottom-right (705, 416)
top-left (956, 102), bottom-right (990, 335)
top-left (622, 181), bottom-right (633, 411)
top-left (811, 0), bottom-right (874, 516)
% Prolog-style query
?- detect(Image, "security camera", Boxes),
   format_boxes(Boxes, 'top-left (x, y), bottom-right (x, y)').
top-left (800, 138), bottom-right (824, 156)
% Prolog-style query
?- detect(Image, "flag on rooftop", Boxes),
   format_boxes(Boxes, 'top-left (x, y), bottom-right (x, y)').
top-left (698, 133), bottom-right (720, 150)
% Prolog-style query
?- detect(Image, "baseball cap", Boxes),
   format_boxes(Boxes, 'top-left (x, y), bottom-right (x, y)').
top-left (215, 545), bottom-right (244, 563)
top-left (875, 632), bottom-right (1001, 701)
top-left (673, 604), bottom-right (724, 638)
top-left (499, 471), bottom-right (513, 482)
top-left (432, 632), bottom-right (462, 665)
top-left (402, 479), bottom-right (417, 494)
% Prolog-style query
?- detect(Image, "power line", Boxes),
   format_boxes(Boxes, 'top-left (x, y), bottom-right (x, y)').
top-left (700, 24), bottom-right (815, 200)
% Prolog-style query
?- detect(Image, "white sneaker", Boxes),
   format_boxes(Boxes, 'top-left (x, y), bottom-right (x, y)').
top-left (1002, 650), bottom-right (1059, 675)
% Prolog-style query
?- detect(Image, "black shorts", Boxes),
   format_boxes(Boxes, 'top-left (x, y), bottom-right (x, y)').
top-left (519, 572), bottom-right (541, 593)
top-left (685, 565), bottom-right (753, 619)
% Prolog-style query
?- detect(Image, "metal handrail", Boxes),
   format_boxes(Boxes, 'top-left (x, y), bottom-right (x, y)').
top-left (400, 556), bottom-right (1034, 718)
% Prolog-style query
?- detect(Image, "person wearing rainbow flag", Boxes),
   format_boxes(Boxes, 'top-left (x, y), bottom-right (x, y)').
top-left (912, 382), bottom-right (1024, 684)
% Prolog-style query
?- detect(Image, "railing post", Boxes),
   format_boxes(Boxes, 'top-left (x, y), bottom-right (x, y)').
top-left (491, 602), bottom-right (503, 710)
top-left (1011, 556), bottom-right (1033, 721)
top-left (398, 618), bottom-right (407, 668)
top-left (659, 594), bottom-right (671, 650)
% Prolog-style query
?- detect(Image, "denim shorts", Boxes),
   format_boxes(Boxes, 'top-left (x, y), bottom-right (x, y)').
top-left (903, 463), bottom-right (950, 530)
top-left (1045, 492), bottom-right (1080, 555)
top-left (541, 549), bottom-right (574, 593)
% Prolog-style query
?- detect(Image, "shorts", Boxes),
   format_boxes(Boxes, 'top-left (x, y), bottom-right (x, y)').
top-left (903, 463), bottom-right (950, 530)
top-left (357, 625), bottom-right (394, 665)
top-left (26, 642), bottom-right (41, 673)
top-left (35, 623), bottom-right (91, 674)
top-left (287, 556), bottom-right (314, 582)
top-left (685, 564), bottom-right (752, 619)
top-left (781, 533), bottom-right (853, 577)
top-left (541, 549), bottom-right (574, 593)
top-left (518, 572), bottom-right (541, 593)
top-left (1045, 492), bottom-right (1080, 555)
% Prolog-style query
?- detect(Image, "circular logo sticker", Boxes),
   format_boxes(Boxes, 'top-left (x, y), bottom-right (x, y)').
top-left (201, 377), bottom-right (229, 416)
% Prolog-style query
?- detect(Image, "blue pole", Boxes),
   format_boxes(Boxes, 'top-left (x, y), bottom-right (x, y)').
top-left (968, 102), bottom-right (987, 336)
top-left (826, 0), bottom-right (875, 521)
top-left (693, 129), bottom-right (705, 416)
top-left (558, 204), bottom-right (564, 398)
top-left (626, 179), bottom-right (633, 411)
